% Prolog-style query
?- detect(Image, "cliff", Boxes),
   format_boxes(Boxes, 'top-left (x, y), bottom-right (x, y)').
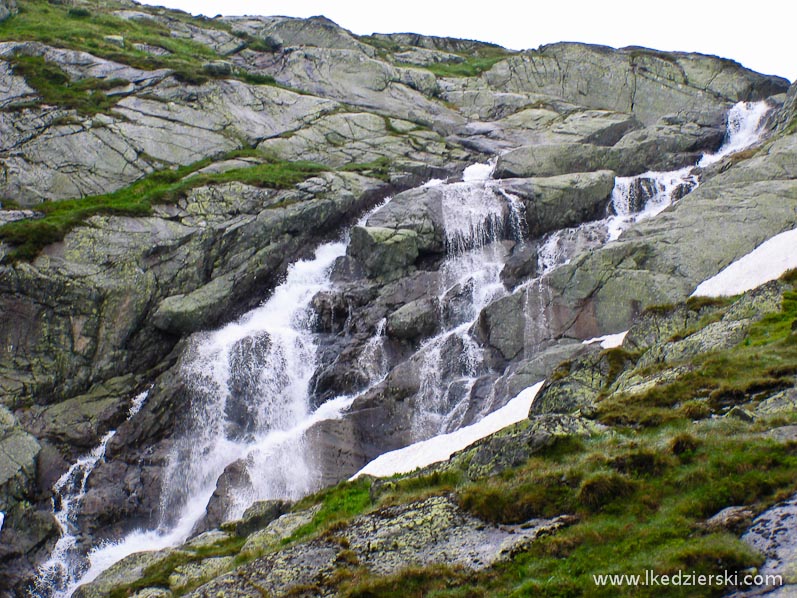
top-left (0, 1), bottom-right (795, 596)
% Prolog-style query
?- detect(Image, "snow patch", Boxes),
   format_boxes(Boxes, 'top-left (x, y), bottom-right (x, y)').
top-left (691, 229), bottom-right (797, 298)
top-left (582, 331), bottom-right (628, 349)
top-left (352, 381), bottom-right (545, 479)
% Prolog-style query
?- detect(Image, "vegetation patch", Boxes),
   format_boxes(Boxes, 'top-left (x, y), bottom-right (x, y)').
top-left (8, 54), bottom-right (126, 115)
top-left (283, 477), bottom-right (373, 545)
top-left (0, 153), bottom-right (327, 261)
top-left (108, 535), bottom-right (246, 598)
top-left (0, 0), bottom-right (280, 94)
top-left (595, 294), bottom-right (797, 428)
top-left (415, 55), bottom-right (508, 78)
top-left (339, 156), bottom-right (392, 182)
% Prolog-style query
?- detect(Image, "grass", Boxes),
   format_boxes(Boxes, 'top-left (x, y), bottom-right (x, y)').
top-left (339, 156), bottom-right (392, 181)
top-left (0, 153), bottom-right (327, 261)
top-left (336, 419), bottom-right (797, 598)
top-left (108, 534), bottom-right (247, 598)
top-left (0, 0), bottom-right (281, 96)
top-left (86, 287), bottom-right (797, 598)
top-left (0, 0), bottom-right (220, 82)
top-left (415, 55), bottom-right (508, 78)
top-left (594, 291), bottom-right (797, 427)
top-left (8, 54), bottom-right (126, 115)
top-left (282, 477), bottom-right (373, 546)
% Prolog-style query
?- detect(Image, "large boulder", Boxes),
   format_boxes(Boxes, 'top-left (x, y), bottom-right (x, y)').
top-left (348, 226), bottom-right (420, 280)
top-left (500, 170), bottom-right (616, 237)
top-left (493, 120), bottom-right (725, 179)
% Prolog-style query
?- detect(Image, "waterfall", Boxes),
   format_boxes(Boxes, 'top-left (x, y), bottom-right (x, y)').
top-left (55, 199), bottom-right (396, 595)
top-left (32, 391), bottom-right (150, 598)
top-left (35, 100), bottom-right (773, 597)
top-left (607, 100), bottom-right (772, 242)
top-left (411, 163), bottom-right (527, 436)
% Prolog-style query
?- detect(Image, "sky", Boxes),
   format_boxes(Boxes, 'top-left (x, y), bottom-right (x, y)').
top-left (137, 0), bottom-right (796, 82)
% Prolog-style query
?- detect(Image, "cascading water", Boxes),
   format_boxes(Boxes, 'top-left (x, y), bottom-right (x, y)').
top-left (36, 100), bottom-right (773, 598)
top-left (33, 391), bottom-right (150, 598)
top-left (53, 200), bottom-right (396, 596)
top-left (410, 163), bottom-right (527, 436)
top-left (534, 100), bottom-right (774, 267)
top-left (606, 100), bottom-right (772, 242)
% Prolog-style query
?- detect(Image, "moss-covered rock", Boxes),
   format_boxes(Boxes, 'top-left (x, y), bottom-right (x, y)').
top-left (348, 226), bottom-right (419, 280)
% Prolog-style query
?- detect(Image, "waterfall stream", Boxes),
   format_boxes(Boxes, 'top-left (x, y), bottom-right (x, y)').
top-left (32, 391), bottom-right (150, 598)
top-left (35, 100), bottom-right (772, 597)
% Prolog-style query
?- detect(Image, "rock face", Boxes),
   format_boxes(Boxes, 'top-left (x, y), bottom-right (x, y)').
top-left (0, 4), bottom-right (795, 594)
top-left (737, 494), bottom-right (797, 596)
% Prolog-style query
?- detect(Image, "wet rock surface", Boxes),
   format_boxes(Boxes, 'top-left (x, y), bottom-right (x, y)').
top-left (1, 5), bottom-right (795, 593)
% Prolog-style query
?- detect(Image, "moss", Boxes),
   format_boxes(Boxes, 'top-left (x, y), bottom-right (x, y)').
top-left (0, 0), bottom-right (283, 91)
top-left (0, 155), bottom-right (327, 261)
top-left (8, 54), bottom-right (126, 115)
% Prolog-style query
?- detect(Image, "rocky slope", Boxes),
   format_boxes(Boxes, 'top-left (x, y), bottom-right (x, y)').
top-left (0, 0), bottom-right (795, 596)
top-left (72, 274), bottom-right (797, 597)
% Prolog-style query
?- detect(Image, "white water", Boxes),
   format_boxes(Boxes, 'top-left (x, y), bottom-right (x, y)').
top-left (698, 100), bottom-right (773, 167)
top-left (57, 199), bottom-right (396, 594)
top-left (33, 391), bottom-right (149, 598)
top-left (411, 162), bottom-right (528, 436)
top-left (607, 100), bottom-right (772, 242)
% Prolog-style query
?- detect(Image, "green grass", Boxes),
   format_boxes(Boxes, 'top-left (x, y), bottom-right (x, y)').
top-left (594, 292), bottom-right (797, 427)
top-left (0, 153), bottom-right (327, 261)
top-left (336, 420), bottom-right (797, 598)
top-left (339, 156), bottom-right (392, 181)
top-left (0, 0), bottom-right (221, 82)
top-left (414, 55), bottom-right (508, 78)
top-left (8, 54), bottom-right (126, 115)
top-left (108, 534), bottom-right (247, 598)
top-left (283, 477), bottom-right (373, 546)
top-left (0, 0), bottom-right (283, 95)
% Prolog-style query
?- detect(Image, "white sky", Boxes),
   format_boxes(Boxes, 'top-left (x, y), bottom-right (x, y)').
top-left (137, 0), bottom-right (796, 82)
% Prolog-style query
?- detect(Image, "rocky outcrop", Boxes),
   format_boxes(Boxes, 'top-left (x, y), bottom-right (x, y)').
top-left (1, 6), bottom-right (795, 592)
top-left (736, 494), bottom-right (797, 596)
top-left (348, 226), bottom-right (419, 280)
top-left (78, 493), bottom-right (572, 598)
top-left (482, 43), bottom-right (788, 125)
top-left (0, 0), bottom-right (16, 22)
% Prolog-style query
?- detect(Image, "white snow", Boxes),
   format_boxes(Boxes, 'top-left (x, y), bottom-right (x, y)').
top-left (352, 381), bottom-right (545, 479)
top-left (582, 331), bottom-right (628, 349)
top-left (691, 228), bottom-right (797, 298)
